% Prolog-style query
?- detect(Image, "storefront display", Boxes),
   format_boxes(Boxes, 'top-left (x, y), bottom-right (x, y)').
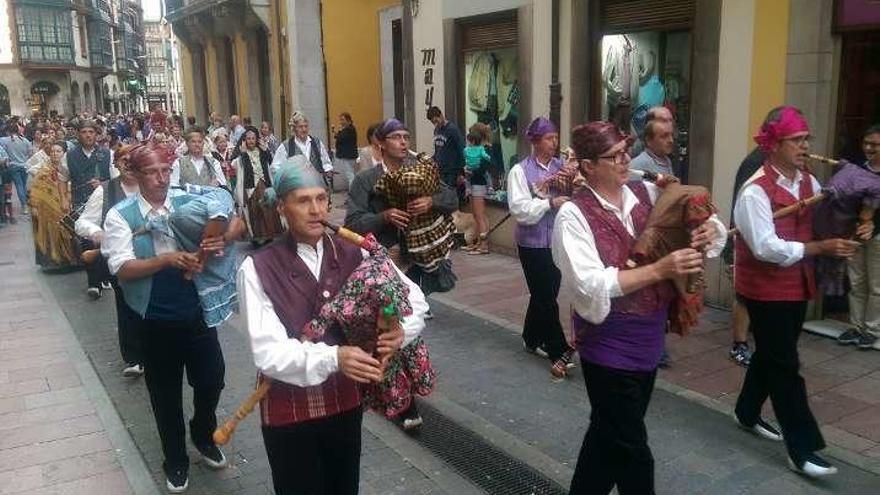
top-left (599, 31), bottom-right (691, 178)
top-left (464, 47), bottom-right (519, 182)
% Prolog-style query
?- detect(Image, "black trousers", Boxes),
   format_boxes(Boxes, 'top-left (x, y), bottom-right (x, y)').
top-left (111, 278), bottom-right (143, 365)
top-left (83, 241), bottom-right (110, 288)
top-left (735, 298), bottom-right (825, 455)
top-left (140, 317), bottom-right (225, 473)
top-left (570, 361), bottom-right (656, 495)
top-left (518, 246), bottom-right (567, 360)
top-left (262, 407), bottom-right (363, 495)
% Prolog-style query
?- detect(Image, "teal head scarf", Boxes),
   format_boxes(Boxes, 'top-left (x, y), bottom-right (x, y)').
top-left (263, 155), bottom-right (326, 207)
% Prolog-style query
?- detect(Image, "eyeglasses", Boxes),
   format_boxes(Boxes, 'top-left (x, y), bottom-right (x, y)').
top-left (864, 140), bottom-right (880, 149)
top-left (384, 133), bottom-right (410, 142)
top-left (781, 135), bottom-right (814, 146)
top-left (595, 151), bottom-right (629, 165)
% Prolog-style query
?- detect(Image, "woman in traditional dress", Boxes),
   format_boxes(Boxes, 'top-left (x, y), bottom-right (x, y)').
top-left (234, 126), bottom-right (283, 245)
top-left (30, 141), bottom-right (78, 269)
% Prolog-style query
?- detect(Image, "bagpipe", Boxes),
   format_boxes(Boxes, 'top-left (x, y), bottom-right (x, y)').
top-left (213, 221), bottom-right (417, 445)
top-left (58, 179), bottom-right (109, 264)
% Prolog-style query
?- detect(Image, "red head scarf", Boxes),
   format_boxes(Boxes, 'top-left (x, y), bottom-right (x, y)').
top-left (571, 121), bottom-right (632, 161)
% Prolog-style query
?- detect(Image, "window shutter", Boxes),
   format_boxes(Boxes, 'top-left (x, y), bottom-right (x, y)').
top-left (460, 15), bottom-right (518, 51)
top-left (600, 0), bottom-right (696, 33)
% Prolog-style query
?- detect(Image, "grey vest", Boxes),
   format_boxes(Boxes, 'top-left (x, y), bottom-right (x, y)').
top-left (179, 155), bottom-right (217, 187)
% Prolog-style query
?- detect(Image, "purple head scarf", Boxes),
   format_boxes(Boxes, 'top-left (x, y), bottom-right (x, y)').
top-left (376, 118), bottom-right (408, 140)
top-left (526, 117), bottom-right (558, 142)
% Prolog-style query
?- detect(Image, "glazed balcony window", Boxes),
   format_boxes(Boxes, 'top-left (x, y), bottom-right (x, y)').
top-left (15, 5), bottom-right (74, 65)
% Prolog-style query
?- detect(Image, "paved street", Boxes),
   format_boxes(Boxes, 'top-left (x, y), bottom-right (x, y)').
top-left (3, 207), bottom-right (880, 493)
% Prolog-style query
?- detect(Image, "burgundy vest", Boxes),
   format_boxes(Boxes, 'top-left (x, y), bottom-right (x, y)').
top-left (735, 164), bottom-right (816, 301)
top-left (571, 182), bottom-right (675, 316)
top-left (250, 235), bottom-right (363, 426)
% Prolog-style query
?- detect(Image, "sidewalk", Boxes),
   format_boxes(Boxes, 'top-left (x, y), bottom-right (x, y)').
top-left (0, 220), bottom-right (158, 495)
top-left (432, 246), bottom-right (880, 473)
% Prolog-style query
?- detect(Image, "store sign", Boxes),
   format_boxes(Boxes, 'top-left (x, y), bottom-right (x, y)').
top-left (421, 48), bottom-right (436, 107)
top-left (31, 81), bottom-right (59, 95)
top-left (0, 0), bottom-right (12, 64)
top-left (834, 0), bottom-right (880, 31)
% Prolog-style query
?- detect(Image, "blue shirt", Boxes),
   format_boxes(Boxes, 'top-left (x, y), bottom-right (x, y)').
top-left (0, 136), bottom-right (32, 168)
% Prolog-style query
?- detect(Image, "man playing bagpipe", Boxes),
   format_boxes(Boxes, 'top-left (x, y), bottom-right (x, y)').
top-left (237, 156), bottom-right (429, 495)
top-left (733, 106), bottom-right (860, 477)
top-left (102, 144), bottom-right (245, 493)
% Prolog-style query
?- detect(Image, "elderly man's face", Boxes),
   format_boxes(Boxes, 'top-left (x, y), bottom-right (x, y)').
top-left (136, 160), bottom-right (172, 200)
top-left (79, 127), bottom-right (96, 147)
top-left (278, 186), bottom-right (328, 242)
top-left (187, 133), bottom-right (205, 156)
top-left (646, 122), bottom-right (675, 157)
top-left (294, 122), bottom-right (309, 140)
top-left (533, 133), bottom-right (559, 158)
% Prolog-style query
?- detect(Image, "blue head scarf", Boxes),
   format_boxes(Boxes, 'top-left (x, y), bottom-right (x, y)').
top-left (263, 155), bottom-right (326, 207)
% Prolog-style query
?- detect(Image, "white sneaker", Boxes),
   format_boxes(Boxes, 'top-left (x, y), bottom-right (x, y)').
top-left (100, 280), bottom-right (112, 291)
top-left (122, 364), bottom-right (144, 378)
top-left (86, 287), bottom-right (101, 300)
top-left (788, 452), bottom-right (838, 478)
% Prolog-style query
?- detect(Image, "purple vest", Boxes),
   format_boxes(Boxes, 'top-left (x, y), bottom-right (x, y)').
top-left (570, 182), bottom-right (674, 372)
top-left (249, 234), bottom-right (363, 426)
top-left (515, 156), bottom-right (564, 248)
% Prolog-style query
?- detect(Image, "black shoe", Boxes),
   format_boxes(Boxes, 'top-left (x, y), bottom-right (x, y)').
top-left (165, 467), bottom-right (189, 493)
top-left (394, 401), bottom-right (423, 432)
top-left (196, 444), bottom-right (227, 469)
top-left (729, 342), bottom-right (752, 367)
top-left (658, 349), bottom-right (671, 369)
top-left (788, 451), bottom-right (838, 478)
top-left (523, 341), bottom-right (549, 359)
top-left (735, 414), bottom-right (783, 441)
top-left (856, 332), bottom-right (877, 350)
top-left (837, 328), bottom-right (862, 345)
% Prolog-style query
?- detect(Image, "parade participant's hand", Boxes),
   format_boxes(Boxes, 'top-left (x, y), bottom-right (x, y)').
top-left (407, 196), bottom-right (433, 216)
top-left (817, 238), bottom-right (860, 258)
top-left (165, 252), bottom-right (203, 273)
top-left (690, 220), bottom-right (718, 250)
top-left (654, 248), bottom-right (703, 279)
top-left (856, 221), bottom-right (874, 241)
top-left (90, 231), bottom-right (104, 245)
top-left (551, 196), bottom-right (571, 209)
top-left (338, 346), bottom-right (383, 383)
top-left (383, 208), bottom-right (411, 229)
top-left (375, 316), bottom-right (404, 368)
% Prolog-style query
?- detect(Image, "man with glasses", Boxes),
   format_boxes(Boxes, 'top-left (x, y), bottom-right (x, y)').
top-left (733, 106), bottom-right (857, 477)
top-left (839, 124), bottom-right (880, 350)
top-left (507, 117), bottom-right (577, 379)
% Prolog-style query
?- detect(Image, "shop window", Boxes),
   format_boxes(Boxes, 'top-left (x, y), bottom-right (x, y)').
top-left (459, 13), bottom-right (520, 184)
top-left (599, 31), bottom-right (692, 179)
top-left (464, 48), bottom-right (520, 176)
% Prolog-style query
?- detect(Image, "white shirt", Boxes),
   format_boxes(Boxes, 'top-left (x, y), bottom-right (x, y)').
top-left (734, 167), bottom-right (821, 267)
top-left (507, 161), bottom-right (552, 225)
top-left (551, 183), bottom-right (727, 324)
top-left (170, 155), bottom-right (227, 188)
top-left (75, 182), bottom-right (139, 241)
top-left (102, 190), bottom-right (186, 275)
top-left (25, 151), bottom-right (68, 178)
top-left (270, 137), bottom-right (333, 174)
top-left (236, 239), bottom-right (428, 387)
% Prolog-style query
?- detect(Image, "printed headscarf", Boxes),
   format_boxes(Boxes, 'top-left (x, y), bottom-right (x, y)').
top-left (754, 106), bottom-right (810, 152)
top-left (571, 121), bottom-right (632, 161)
